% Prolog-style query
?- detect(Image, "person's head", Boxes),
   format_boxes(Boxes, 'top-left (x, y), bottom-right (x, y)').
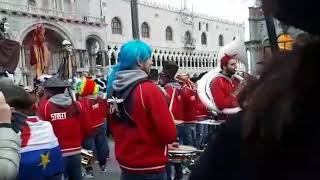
top-left (107, 40), bottom-right (152, 93)
top-left (159, 61), bottom-right (179, 86)
top-left (148, 69), bottom-right (159, 84)
top-left (220, 54), bottom-right (238, 76)
top-left (76, 77), bottom-right (99, 97)
top-left (118, 40), bottom-right (153, 74)
top-left (0, 79), bottom-right (33, 115)
top-left (42, 77), bottom-right (70, 98)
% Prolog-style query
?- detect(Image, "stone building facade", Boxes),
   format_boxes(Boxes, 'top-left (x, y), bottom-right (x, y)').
top-left (0, 0), bottom-right (245, 85)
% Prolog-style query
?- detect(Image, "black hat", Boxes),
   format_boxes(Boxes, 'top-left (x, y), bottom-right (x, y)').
top-left (162, 61), bottom-right (179, 78)
top-left (42, 76), bottom-right (71, 88)
top-left (262, 0), bottom-right (320, 35)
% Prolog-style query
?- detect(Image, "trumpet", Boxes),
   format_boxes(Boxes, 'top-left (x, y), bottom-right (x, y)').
top-left (81, 148), bottom-right (94, 166)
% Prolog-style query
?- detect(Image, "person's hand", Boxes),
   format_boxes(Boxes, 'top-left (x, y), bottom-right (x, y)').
top-left (168, 142), bottom-right (180, 150)
top-left (233, 80), bottom-right (246, 96)
top-left (0, 91), bottom-right (11, 124)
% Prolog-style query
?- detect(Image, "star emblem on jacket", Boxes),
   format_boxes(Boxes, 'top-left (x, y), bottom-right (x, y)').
top-left (39, 152), bottom-right (50, 169)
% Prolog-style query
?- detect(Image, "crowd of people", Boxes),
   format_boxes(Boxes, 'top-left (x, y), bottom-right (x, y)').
top-left (0, 0), bottom-right (320, 179)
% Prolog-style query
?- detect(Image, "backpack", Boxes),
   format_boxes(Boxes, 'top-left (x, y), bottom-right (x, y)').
top-left (107, 79), bottom-right (150, 126)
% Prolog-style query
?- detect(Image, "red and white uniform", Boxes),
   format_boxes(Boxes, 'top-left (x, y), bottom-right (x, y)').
top-left (181, 84), bottom-right (197, 122)
top-left (78, 96), bottom-right (108, 130)
top-left (163, 82), bottom-right (184, 121)
top-left (37, 97), bottom-right (87, 157)
top-left (110, 81), bottom-right (177, 174)
top-left (211, 73), bottom-right (240, 120)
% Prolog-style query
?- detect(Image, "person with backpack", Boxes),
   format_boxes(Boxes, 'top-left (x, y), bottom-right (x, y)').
top-left (107, 40), bottom-right (177, 180)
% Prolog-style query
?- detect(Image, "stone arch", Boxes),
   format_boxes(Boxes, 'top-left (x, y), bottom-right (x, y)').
top-left (85, 34), bottom-right (105, 50)
top-left (18, 21), bottom-right (73, 44)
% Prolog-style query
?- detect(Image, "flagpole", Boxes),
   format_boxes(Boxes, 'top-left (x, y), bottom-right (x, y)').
top-left (131, 0), bottom-right (140, 40)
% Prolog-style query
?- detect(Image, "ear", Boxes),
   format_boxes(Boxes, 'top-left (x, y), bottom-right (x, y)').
top-left (136, 60), bottom-right (144, 68)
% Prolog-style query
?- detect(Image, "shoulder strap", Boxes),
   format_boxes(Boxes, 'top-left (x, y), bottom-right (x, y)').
top-left (169, 88), bottom-right (176, 112)
top-left (117, 78), bottom-right (151, 100)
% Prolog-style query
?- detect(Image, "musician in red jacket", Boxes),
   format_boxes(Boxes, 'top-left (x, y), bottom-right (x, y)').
top-left (76, 76), bottom-right (109, 177)
top-left (37, 77), bottom-right (87, 180)
top-left (107, 40), bottom-right (177, 180)
top-left (211, 54), bottom-right (241, 120)
top-left (159, 61), bottom-right (185, 180)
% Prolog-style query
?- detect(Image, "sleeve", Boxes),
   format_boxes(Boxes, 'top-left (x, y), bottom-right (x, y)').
top-left (211, 78), bottom-right (238, 110)
top-left (0, 127), bottom-right (21, 180)
top-left (37, 99), bottom-right (49, 121)
top-left (77, 101), bottom-right (94, 139)
top-left (143, 83), bottom-right (177, 145)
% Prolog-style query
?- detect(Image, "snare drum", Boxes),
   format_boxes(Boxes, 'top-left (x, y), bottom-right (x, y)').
top-left (168, 145), bottom-right (197, 164)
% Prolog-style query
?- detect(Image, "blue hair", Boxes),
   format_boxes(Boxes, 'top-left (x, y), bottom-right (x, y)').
top-left (107, 40), bottom-right (152, 95)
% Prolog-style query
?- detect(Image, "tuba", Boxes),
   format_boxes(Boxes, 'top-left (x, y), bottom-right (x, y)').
top-left (197, 37), bottom-right (247, 115)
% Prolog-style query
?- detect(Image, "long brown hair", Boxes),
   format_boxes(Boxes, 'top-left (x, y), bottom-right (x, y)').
top-left (239, 41), bottom-right (320, 178)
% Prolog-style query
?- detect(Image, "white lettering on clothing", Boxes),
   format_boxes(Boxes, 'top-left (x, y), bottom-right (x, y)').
top-left (50, 112), bottom-right (67, 121)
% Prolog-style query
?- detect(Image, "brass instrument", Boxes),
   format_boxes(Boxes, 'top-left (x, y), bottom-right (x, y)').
top-left (197, 37), bottom-right (247, 115)
top-left (81, 148), bottom-right (94, 166)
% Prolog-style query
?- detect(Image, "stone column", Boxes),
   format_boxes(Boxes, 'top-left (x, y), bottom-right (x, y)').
top-left (61, 0), bottom-right (64, 12)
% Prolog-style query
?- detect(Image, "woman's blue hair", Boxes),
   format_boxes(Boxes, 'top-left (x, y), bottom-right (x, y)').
top-left (106, 40), bottom-right (152, 95)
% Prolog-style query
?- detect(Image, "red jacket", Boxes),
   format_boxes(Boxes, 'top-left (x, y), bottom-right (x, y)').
top-left (211, 74), bottom-right (240, 120)
top-left (109, 81), bottom-right (177, 174)
top-left (195, 94), bottom-right (209, 120)
top-left (37, 98), bottom-right (87, 157)
top-left (164, 82), bottom-right (184, 121)
top-left (182, 85), bottom-right (197, 121)
top-left (78, 96), bottom-right (108, 135)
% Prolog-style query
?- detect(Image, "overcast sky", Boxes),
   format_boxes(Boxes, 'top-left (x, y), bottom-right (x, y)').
top-left (149, 0), bottom-right (256, 23)
top-left (149, 0), bottom-right (256, 40)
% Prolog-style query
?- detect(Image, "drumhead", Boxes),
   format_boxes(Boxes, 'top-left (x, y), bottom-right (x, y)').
top-left (169, 145), bottom-right (197, 154)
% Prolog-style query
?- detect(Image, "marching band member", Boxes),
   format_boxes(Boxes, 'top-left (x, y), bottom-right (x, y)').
top-left (178, 73), bottom-right (198, 146)
top-left (159, 61), bottom-right (184, 180)
top-left (210, 52), bottom-right (241, 121)
top-left (37, 77), bottom-right (88, 180)
top-left (76, 76), bottom-right (109, 177)
top-left (107, 40), bottom-right (177, 180)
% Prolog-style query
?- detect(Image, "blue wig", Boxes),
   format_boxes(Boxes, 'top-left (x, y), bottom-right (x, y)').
top-left (107, 40), bottom-right (152, 95)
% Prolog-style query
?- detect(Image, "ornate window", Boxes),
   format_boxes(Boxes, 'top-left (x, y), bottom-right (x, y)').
top-left (185, 31), bottom-right (192, 44)
top-left (219, 34), bottom-right (224, 46)
top-left (277, 33), bottom-right (293, 51)
top-left (165, 26), bottom-right (173, 41)
top-left (111, 17), bottom-right (122, 34)
top-left (201, 32), bottom-right (207, 45)
top-left (141, 22), bottom-right (150, 38)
